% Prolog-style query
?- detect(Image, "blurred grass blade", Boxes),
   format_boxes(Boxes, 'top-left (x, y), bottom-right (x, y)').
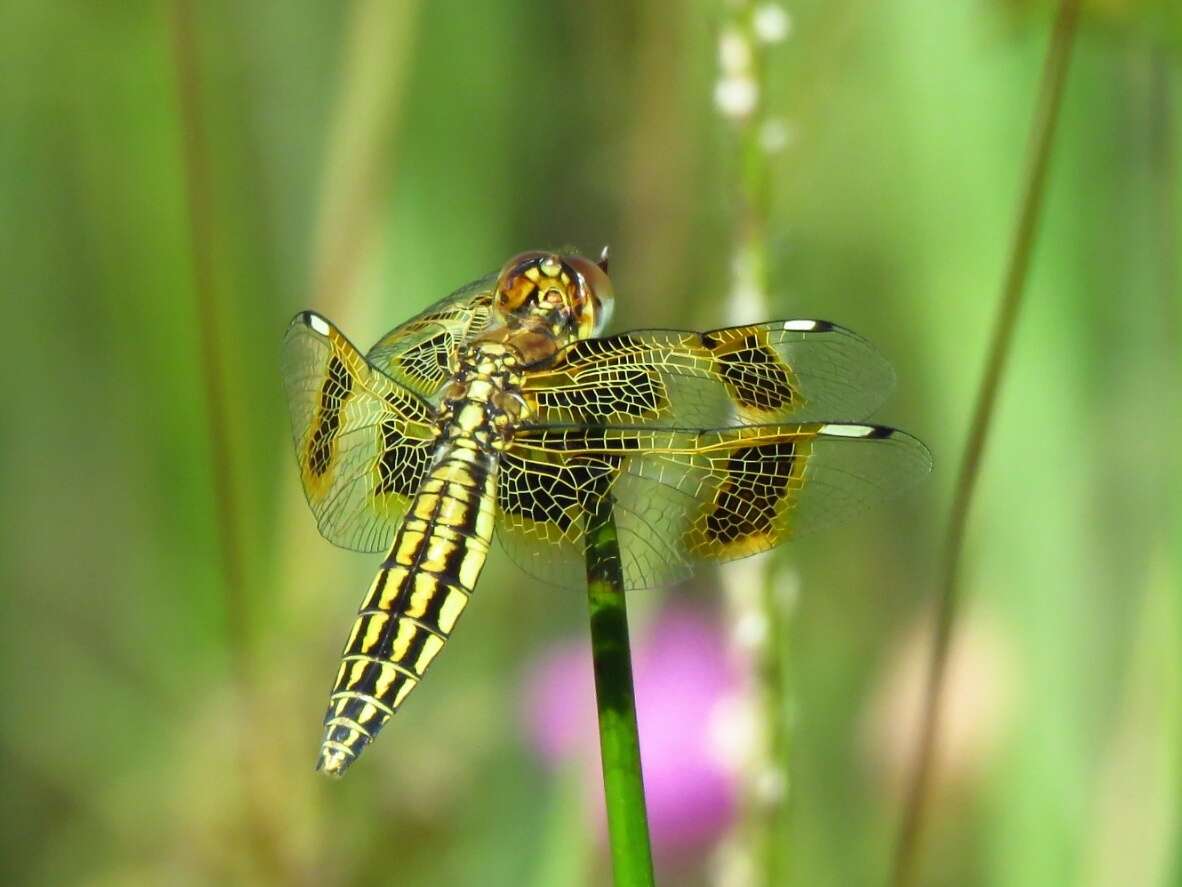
top-left (169, 3), bottom-right (288, 877)
top-left (169, 0), bottom-right (251, 676)
top-left (312, 0), bottom-right (422, 312)
top-left (891, 1), bottom-right (1083, 885)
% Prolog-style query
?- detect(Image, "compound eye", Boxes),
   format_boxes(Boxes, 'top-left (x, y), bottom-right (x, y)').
top-left (495, 251), bottom-right (550, 313)
top-left (566, 254), bottom-right (614, 336)
top-left (593, 286), bottom-right (614, 334)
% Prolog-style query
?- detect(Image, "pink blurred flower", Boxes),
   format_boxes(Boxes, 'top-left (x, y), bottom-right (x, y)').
top-left (522, 605), bottom-right (745, 854)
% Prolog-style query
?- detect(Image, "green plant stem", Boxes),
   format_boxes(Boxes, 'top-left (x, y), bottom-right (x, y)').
top-left (585, 494), bottom-right (655, 887)
top-left (890, 2), bottom-right (1082, 886)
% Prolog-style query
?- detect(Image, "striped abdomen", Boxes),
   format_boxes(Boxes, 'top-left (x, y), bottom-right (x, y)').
top-left (317, 441), bottom-right (498, 775)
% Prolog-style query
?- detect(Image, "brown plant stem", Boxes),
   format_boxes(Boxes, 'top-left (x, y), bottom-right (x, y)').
top-left (890, 2), bottom-right (1082, 885)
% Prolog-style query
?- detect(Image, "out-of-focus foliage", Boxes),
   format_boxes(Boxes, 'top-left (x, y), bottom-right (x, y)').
top-left (1, 1), bottom-right (1179, 885)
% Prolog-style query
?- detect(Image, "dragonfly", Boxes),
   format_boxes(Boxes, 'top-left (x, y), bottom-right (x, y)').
top-left (283, 249), bottom-right (931, 776)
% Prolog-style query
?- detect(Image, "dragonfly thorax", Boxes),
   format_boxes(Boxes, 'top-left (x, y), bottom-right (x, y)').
top-left (438, 341), bottom-right (529, 449)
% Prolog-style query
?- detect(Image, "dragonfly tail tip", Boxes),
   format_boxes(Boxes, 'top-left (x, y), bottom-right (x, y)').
top-left (316, 745), bottom-right (354, 778)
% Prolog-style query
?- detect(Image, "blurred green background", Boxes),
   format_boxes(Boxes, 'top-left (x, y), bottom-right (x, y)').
top-left (2, 1), bottom-right (1180, 885)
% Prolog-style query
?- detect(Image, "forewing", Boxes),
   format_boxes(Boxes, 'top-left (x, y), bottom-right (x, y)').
top-left (365, 274), bottom-right (498, 399)
top-left (519, 321), bottom-right (894, 428)
top-left (283, 311), bottom-right (437, 553)
top-left (496, 423), bottom-right (931, 591)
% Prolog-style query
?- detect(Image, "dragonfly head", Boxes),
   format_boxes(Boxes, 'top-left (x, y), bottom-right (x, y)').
top-left (493, 249), bottom-right (614, 346)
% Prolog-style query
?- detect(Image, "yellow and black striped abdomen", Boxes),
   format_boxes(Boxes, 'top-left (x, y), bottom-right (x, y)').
top-left (317, 443), bottom-right (498, 776)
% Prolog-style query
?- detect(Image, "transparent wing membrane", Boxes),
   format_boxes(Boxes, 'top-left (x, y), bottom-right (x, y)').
top-left (365, 275), bottom-right (498, 399)
top-left (282, 311), bottom-right (437, 552)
